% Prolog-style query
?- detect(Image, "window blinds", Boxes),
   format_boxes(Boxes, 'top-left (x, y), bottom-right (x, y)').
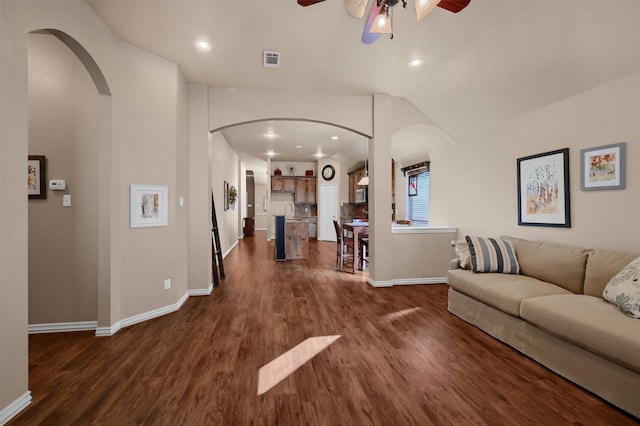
top-left (407, 171), bottom-right (430, 223)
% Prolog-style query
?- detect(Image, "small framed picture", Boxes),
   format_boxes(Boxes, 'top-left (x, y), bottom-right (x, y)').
top-left (517, 148), bottom-right (571, 228)
top-left (408, 175), bottom-right (418, 197)
top-left (130, 184), bottom-right (168, 228)
top-left (580, 142), bottom-right (626, 191)
top-left (28, 155), bottom-right (46, 200)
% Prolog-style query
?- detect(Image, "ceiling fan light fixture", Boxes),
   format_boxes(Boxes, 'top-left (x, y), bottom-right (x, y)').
top-left (415, 0), bottom-right (441, 21)
top-left (370, 5), bottom-right (392, 34)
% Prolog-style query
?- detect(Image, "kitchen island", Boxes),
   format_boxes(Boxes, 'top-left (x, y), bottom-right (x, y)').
top-left (274, 215), bottom-right (309, 260)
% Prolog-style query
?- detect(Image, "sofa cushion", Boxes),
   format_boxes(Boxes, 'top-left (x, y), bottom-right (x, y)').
top-left (584, 249), bottom-right (637, 297)
top-left (451, 240), bottom-right (472, 270)
top-left (447, 269), bottom-right (571, 317)
top-left (521, 294), bottom-right (640, 373)
top-left (465, 236), bottom-right (520, 274)
top-left (501, 236), bottom-right (590, 294)
top-left (602, 257), bottom-right (640, 318)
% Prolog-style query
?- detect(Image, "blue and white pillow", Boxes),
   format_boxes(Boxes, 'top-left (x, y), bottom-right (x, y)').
top-left (465, 236), bottom-right (520, 274)
top-left (603, 257), bottom-right (640, 319)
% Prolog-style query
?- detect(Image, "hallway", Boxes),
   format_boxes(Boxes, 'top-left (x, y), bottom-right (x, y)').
top-left (12, 232), bottom-right (637, 425)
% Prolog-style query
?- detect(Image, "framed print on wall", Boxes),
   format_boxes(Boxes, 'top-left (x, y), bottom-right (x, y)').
top-left (408, 175), bottom-right (418, 196)
top-left (580, 142), bottom-right (626, 191)
top-left (130, 184), bottom-right (168, 228)
top-left (224, 181), bottom-right (229, 211)
top-left (517, 148), bottom-right (571, 228)
top-left (28, 155), bottom-right (46, 200)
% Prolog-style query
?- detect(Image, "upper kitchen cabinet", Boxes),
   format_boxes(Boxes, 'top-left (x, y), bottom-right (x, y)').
top-left (271, 176), bottom-right (296, 193)
top-left (294, 177), bottom-right (316, 205)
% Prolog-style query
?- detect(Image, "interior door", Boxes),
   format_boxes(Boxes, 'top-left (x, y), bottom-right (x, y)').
top-left (319, 184), bottom-right (337, 241)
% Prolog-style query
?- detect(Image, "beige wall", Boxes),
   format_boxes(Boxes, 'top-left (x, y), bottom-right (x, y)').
top-left (188, 83), bottom-right (213, 290)
top-left (391, 232), bottom-right (457, 281)
top-left (116, 42), bottom-right (188, 318)
top-left (430, 72), bottom-right (640, 254)
top-left (1, 0), bottom-right (196, 414)
top-left (28, 33), bottom-right (99, 324)
top-left (210, 132), bottom-right (240, 255)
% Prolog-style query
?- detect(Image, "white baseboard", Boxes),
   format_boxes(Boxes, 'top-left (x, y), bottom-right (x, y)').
top-left (368, 277), bottom-right (447, 287)
top-left (96, 290), bottom-right (191, 337)
top-left (0, 391), bottom-right (31, 426)
top-left (189, 284), bottom-right (213, 296)
top-left (28, 321), bottom-right (98, 334)
top-left (255, 227), bottom-right (267, 231)
top-left (223, 240), bottom-right (239, 258)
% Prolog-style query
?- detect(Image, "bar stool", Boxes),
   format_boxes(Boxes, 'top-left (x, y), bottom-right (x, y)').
top-left (358, 236), bottom-right (369, 271)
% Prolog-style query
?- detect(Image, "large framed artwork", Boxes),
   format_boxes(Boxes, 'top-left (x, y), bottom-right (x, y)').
top-left (580, 142), bottom-right (626, 191)
top-left (28, 155), bottom-right (46, 200)
top-left (130, 184), bottom-right (168, 228)
top-left (517, 148), bottom-right (571, 228)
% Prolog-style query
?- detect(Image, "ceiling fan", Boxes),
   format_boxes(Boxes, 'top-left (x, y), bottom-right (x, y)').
top-left (298, 0), bottom-right (471, 44)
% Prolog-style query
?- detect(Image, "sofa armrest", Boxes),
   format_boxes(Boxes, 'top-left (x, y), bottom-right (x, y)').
top-left (449, 258), bottom-right (461, 270)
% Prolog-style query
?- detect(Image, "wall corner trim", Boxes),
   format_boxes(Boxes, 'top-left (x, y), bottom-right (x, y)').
top-left (189, 285), bottom-right (213, 296)
top-left (0, 391), bottom-right (32, 425)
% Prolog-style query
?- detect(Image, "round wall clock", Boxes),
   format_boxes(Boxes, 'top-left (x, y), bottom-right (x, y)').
top-left (322, 164), bottom-right (335, 181)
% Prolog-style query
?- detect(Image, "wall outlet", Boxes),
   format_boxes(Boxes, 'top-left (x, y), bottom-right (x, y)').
top-left (164, 279), bottom-right (171, 290)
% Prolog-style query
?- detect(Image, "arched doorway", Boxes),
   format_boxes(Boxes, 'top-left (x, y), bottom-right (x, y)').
top-left (27, 29), bottom-right (112, 333)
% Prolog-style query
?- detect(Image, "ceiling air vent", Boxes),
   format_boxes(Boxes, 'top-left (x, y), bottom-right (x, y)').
top-left (263, 51), bottom-right (280, 68)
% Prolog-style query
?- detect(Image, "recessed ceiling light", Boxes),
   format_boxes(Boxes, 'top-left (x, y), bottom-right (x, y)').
top-left (266, 148), bottom-right (275, 157)
top-left (409, 58), bottom-right (423, 68)
top-left (264, 131), bottom-right (277, 139)
top-left (331, 136), bottom-right (339, 140)
top-left (313, 152), bottom-right (325, 158)
top-left (195, 40), bottom-right (211, 52)
top-left (296, 145), bottom-right (302, 149)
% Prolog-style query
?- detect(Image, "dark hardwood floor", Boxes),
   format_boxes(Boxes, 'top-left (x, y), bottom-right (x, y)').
top-left (11, 231), bottom-right (639, 425)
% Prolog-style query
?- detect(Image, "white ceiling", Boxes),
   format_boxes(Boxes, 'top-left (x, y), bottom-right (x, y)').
top-left (87, 0), bottom-right (640, 178)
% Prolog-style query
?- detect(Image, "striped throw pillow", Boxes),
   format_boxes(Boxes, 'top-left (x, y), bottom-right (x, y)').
top-left (465, 236), bottom-right (520, 274)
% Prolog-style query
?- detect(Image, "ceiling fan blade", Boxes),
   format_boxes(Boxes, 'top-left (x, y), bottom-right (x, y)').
top-left (361, 0), bottom-right (384, 44)
top-left (297, 0), bottom-right (326, 6)
top-left (344, 0), bottom-right (369, 19)
top-left (437, 0), bottom-right (471, 13)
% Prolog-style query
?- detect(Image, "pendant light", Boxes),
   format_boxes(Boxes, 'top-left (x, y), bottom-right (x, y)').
top-left (357, 140), bottom-right (369, 186)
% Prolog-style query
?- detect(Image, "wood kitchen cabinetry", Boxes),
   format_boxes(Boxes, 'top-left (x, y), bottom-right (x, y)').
top-left (285, 221), bottom-right (309, 260)
top-left (271, 176), bottom-right (296, 193)
top-left (348, 166), bottom-right (366, 203)
top-left (294, 177), bottom-right (316, 205)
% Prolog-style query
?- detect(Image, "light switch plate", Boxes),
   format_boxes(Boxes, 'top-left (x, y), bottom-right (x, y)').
top-left (63, 194), bottom-right (72, 207)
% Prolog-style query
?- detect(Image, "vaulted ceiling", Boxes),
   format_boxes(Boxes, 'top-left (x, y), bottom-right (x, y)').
top-left (87, 0), bottom-right (640, 174)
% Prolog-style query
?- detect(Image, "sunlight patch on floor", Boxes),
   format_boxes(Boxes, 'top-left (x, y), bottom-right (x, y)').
top-left (382, 307), bottom-right (422, 322)
top-left (257, 335), bottom-right (341, 395)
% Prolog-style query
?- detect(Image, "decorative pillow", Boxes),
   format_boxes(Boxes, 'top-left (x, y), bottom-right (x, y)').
top-left (465, 236), bottom-right (520, 274)
top-left (603, 257), bottom-right (640, 318)
top-left (451, 240), bottom-right (471, 270)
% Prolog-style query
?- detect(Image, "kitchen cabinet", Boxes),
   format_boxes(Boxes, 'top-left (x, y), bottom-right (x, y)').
top-left (271, 176), bottom-right (295, 193)
top-left (285, 220), bottom-right (309, 260)
top-left (348, 166), bottom-right (366, 203)
top-left (294, 177), bottom-right (316, 205)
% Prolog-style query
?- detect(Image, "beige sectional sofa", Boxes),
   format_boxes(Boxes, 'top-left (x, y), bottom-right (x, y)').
top-left (447, 236), bottom-right (640, 418)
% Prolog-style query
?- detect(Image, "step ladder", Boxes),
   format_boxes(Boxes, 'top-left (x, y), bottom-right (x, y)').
top-left (211, 192), bottom-right (225, 287)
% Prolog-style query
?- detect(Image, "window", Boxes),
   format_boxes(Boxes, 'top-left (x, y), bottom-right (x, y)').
top-left (406, 170), bottom-right (430, 223)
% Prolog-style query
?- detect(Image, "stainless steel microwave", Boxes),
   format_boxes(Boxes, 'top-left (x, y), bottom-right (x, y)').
top-left (355, 188), bottom-right (367, 203)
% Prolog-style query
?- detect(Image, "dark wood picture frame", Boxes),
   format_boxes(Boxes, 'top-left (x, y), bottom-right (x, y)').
top-left (408, 175), bottom-right (418, 197)
top-left (224, 181), bottom-right (229, 211)
top-left (517, 148), bottom-right (571, 228)
top-left (28, 155), bottom-right (46, 200)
